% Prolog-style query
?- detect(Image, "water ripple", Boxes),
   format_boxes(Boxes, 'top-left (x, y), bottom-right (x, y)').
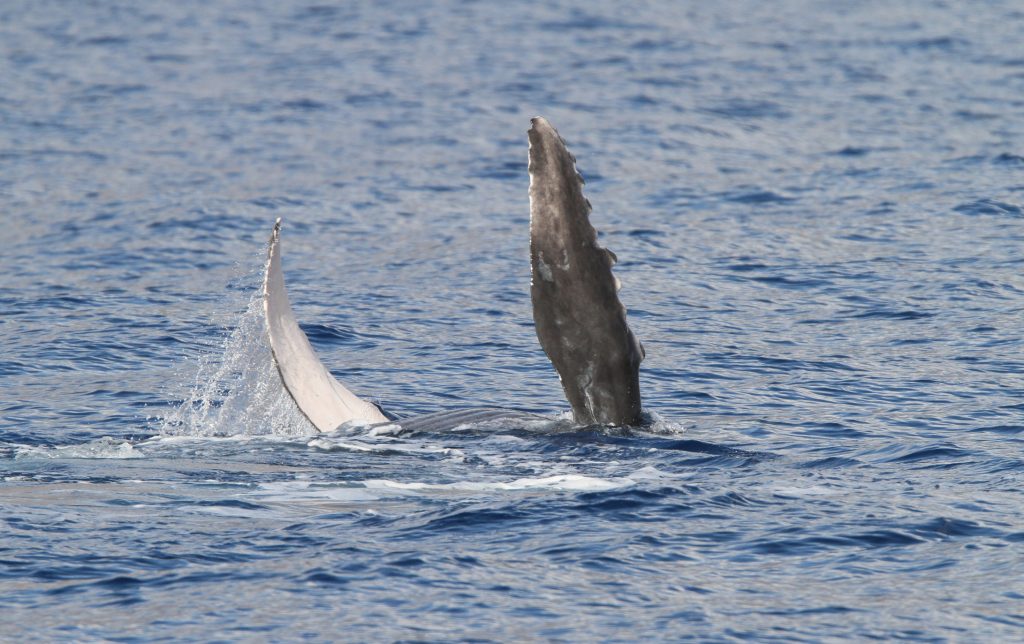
top-left (2, 0), bottom-right (1023, 640)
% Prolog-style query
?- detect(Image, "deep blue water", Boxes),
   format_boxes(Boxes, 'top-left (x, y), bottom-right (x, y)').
top-left (3, 0), bottom-right (1024, 640)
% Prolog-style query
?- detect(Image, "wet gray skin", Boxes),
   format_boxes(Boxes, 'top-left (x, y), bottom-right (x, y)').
top-left (528, 117), bottom-right (644, 426)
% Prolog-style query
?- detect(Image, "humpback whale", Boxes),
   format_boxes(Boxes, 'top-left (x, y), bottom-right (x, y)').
top-left (263, 117), bottom-right (644, 432)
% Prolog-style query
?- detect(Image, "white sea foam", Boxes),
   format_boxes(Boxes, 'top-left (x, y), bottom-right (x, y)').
top-left (361, 473), bottom-right (629, 493)
top-left (641, 411), bottom-right (687, 436)
top-left (14, 437), bottom-right (144, 460)
top-left (773, 485), bottom-right (836, 498)
top-left (250, 472), bottom-right (635, 503)
top-left (253, 480), bottom-right (385, 503)
top-left (306, 434), bottom-right (465, 459)
top-left (366, 422), bottom-right (405, 437)
top-left (241, 464), bottom-right (688, 509)
top-left (139, 434), bottom-right (267, 445)
top-left (306, 438), bottom-right (378, 453)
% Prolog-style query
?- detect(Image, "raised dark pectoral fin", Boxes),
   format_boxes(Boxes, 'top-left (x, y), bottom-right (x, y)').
top-left (528, 117), bottom-right (644, 426)
top-left (263, 219), bottom-right (388, 431)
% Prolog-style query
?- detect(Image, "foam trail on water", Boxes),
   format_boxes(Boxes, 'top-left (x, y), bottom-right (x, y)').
top-left (161, 293), bottom-right (314, 438)
top-left (14, 437), bottom-right (145, 460)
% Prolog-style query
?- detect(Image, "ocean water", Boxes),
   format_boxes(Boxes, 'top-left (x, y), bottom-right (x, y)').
top-left (2, 0), bottom-right (1024, 640)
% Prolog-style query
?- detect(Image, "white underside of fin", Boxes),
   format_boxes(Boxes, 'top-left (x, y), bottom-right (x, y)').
top-left (263, 219), bottom-right (388, 431)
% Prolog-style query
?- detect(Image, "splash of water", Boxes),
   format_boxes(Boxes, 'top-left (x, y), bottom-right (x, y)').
top-left (161, 293), bottom-right (314, 438)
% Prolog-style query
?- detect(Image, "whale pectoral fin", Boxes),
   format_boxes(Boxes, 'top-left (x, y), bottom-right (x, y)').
top-left (528, 117), bottom-right (643, 426)
top-left (263, 219), bottom-right (388, 431)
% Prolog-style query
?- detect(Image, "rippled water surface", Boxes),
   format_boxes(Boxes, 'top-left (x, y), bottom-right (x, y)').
top-left (3, 1), bottom-right (1024, 640)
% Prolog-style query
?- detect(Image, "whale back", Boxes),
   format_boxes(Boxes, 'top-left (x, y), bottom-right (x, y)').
top-left (397, 408), bottom-right (543, 433)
